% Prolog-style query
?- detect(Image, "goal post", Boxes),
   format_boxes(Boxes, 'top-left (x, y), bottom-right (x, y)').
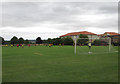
top-left (73, 37), bottom-right (112, 55)
top-left (73, 36), bottom-right (77, 55)
top-left (109, 37), bottom-right (111, 52)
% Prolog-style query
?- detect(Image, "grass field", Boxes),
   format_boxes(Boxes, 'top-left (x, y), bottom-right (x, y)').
top-left (2, 46), bottom-right (118, 82)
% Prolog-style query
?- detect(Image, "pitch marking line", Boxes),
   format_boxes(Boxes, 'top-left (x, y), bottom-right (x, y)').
top-left (34, 52), bottom-right (43, 56)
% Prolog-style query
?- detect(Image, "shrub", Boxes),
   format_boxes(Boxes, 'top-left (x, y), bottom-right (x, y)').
top-left (61, 37), bottom-right (73, 45)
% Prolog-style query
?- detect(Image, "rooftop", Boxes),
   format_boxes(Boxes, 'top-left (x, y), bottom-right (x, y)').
top-left (105, 32), bottom-right (120, 35)
top-left (60, 31), bottom-right (97, 37)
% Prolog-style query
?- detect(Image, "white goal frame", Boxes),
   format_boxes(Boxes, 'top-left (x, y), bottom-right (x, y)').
top-left (73, 37), bottom-right (111, 55)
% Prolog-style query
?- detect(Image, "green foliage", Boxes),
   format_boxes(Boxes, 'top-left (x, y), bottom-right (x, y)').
top-left (61, 37), bottom-right (73, 45)
top-left (93, 40), bottom-right (108, 46)
top-left (18, 37), bottom-right (24, 44)
top-left (2, 38), bottom-right (4, 44)
top-left (113, 42), bottom-right (120, 46)
top-left (0, 36), bottom-right (4, 44)
top-left (77, 34), bottom-right (88, 44)
top-left (79, 34), bottom-right (88, 38)
top-left (4, 41), bottom-right (11, 44)
top-left (24, 39), bottom-right (29, 44)
top-left (42, 40), bottom-right (48, 44)
top-left (36, 37), bottom-right (42, 44)
top-left (10, 36), bottom-right (18, 44)
top-left (43, 38), bottom-right (62, 45)
top-left (47, 38), bottom-right (53, 44)
top-left (93, 40), bottom-right (101, 45)
top-left (53, 38), bottom-right (62, 45)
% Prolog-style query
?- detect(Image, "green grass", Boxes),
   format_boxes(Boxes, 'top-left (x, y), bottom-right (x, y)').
top-left (2, 46), bottom-right (118, 82)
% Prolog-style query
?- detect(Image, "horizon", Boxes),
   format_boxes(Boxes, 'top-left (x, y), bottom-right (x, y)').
top-left (1, 30), bottom-right (119, 41)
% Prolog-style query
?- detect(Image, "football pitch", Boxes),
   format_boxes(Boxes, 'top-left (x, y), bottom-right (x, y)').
top-left (2, 46), bottom-right (118, 82)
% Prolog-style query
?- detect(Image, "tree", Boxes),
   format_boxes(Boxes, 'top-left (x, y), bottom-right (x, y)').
top-left (47, 38), bottom-right (53, 44)
top-left (0, 37), bottom-right (4, 44)
top-left (4, 41), bottom-right (11, 45)
top-left (77, 34), bottom-right (88, 45)
top-left (42, 40), bottom-right (48, 44)
top-left (10, 36), bottom-right (18, 44)
top-left (18, 37), bottom-right (24, 44)
top-left (53, 38), bottom-right (62, 45)
top-left (24, 39), bottom-right (29, 44)
top-left (36, 37), bottom-right (42, 44)
top-left (93, 40), bottom-right (101, 46)
top-left (93, 40), bottom-right (108, 46)
top-left (2, 37), bottom-right (4, 44)
top-left (61, 37), bottom-right (73, 45)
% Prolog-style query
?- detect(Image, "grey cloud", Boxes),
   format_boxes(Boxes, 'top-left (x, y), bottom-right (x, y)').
top-left (1, 2), bottom-right (118, 31)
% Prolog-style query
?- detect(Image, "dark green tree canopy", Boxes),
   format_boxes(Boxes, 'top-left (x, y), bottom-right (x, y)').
top-left (43, 38), bottom-right (62, 45)
top-left (93, 40), bottom-right (101, 45)
top-left (77, 34), bottom-right (89, 44)
top-left (0, 37), bottom-right (4, 44)
top-left (10, 36), bottom-right (18, 44)
top-left (47, 38), bottom-right (53, 44)
top-left (79, 34), bottom-right (88, 38)
top-left (61, 37), bottom-right (73, 45)
top-left (18, 37), bottom-right (24, 44)
top-left (53, 38), bottom-right (62, 45)
top-left (93, 40), bottom-right (108, 46)
top-left (24, 39), bottom-right (29, 44)
top-left (36, 37), bottom-right (42, 44)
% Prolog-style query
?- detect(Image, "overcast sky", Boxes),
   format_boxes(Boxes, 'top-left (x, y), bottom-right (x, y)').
top-left (0, 2), bottom-right (118, 40)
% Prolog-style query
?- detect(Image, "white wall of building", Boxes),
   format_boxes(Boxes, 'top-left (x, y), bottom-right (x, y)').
top-left (68, 34), bottom-right (99, 42)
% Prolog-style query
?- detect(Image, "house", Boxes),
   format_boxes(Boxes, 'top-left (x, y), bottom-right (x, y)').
top-left (29, 40), bottom-right (36, 44)
top-left (103, 32), bottom-right (120, 36)
top-left (60, 31), bottom-right (99, 42)
top-left (99, 32), bottom-right (120, 45)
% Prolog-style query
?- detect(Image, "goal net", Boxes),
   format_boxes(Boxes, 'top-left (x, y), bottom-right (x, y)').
top-left (73, 37), bottom-right (118, 55)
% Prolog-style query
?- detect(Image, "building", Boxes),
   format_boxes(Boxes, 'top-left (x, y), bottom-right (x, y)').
top-left (99, 32), bottom-right (120, 45)
top-left (29, 40), bottom-right (36, 44)
top-left (103, 32), bottom-right (120, 36)
top-left (60, 31), bottom-right (99, 42)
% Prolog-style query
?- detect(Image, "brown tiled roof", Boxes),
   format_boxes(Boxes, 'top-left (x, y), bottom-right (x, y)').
top-left (97, 34), bottom-right (104, 36)
top-left (105, 32), bottom-right (120, 35)
top-left (60, 31), bottom-right (97, 37)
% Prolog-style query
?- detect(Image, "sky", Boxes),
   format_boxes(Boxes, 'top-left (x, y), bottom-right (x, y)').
top-left (0, 2), bottom-right (118, 40)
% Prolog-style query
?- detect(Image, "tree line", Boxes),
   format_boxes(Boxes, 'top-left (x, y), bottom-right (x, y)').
top-left (1, 34), bottom-right (106, 45)
top-left (0, 36), bottom-right (74, 45)
top-left (43, 37), bottom-right (73, 45)
top-left (0, 36), bottom-right (30, 45)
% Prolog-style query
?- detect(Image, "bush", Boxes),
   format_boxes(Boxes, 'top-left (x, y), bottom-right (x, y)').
top-left (18, 37), bottom-right (24, 44)
top-left (0, 37), bottom-right (4, 44)
top-left (77, 34), bottom-right (88, 45)
top-left (36, 37), bottom-right (42, 44)
top-left (93, 40), bottom-right (108, 46)
top-left (24, 39), bottom-right (29, 44)
top-left (10, 36), bottom-right (18, 44)
top-left (47, 38), bottom-right (53, 44)
top-left (53, 38), bottom-right (62, 45)
top-left (61, 37), bottom-right (73, 45)
top-left (112, 42), bottom-right (120, 46)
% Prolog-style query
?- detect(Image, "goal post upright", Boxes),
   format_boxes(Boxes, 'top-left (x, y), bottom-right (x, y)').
top-left (72, 36), bottom-right (77, 55)
top-left (109, 37), bottom-right (111, 52)
top-left (75, 39), bottom-right (77, 55)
